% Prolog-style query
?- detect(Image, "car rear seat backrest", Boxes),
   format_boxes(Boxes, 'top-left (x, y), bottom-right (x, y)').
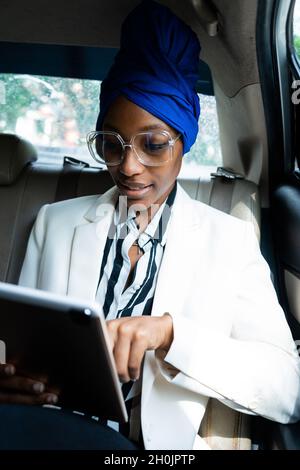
top-left (0, 134), bottom-right (115, 283)
top-left (0, 133), bottom-right (261, 449)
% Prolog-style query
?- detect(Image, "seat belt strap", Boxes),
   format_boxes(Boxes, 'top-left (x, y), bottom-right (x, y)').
top-left (55, 156), bottom-right (89, 202)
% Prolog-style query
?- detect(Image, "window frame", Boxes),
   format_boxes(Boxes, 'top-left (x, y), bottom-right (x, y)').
top-left (289, 0), bottom-right (300, 171)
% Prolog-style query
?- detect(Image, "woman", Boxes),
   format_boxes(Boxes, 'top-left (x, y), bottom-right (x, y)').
top-left (1, 0), bottom-right (300, 450)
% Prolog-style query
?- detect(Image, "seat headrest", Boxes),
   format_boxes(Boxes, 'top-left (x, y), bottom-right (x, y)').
top-left (0, 133), bottom-right (37, 185)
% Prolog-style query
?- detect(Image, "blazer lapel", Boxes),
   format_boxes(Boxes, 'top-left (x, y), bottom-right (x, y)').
top-left (151, 184), bottom-right (200, 317)
top-left (142, 183), bottom-right (207, 407)
top-left (67, 186), bottom-right (119, 300)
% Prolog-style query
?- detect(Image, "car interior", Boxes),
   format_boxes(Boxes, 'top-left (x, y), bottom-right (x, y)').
top-left (0, 0), bottom-right (300, 450)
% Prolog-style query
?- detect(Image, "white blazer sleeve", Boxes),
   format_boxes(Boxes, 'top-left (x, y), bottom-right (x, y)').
top-left (18, 204), bottom-right (49, 289)
top-left (156, 222), bottom-right (300, 424)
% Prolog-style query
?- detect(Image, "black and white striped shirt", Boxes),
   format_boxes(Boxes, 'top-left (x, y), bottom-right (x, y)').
top-left (95, 181), bottom-right (177, 444)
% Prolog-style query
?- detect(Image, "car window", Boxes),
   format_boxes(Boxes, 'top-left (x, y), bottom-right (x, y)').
top-left (294, 0), bottom-right (300, 60)
top-left (0, 74), bottom-right (99, 164)
top-left (0, 73), bottom-right (222, 177)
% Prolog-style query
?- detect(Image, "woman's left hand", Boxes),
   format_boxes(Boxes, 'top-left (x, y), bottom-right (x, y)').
top-left (106, 313), bottom-right (173, 383)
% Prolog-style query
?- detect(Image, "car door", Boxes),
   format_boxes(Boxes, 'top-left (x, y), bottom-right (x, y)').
top-left (257, 0), bottom-right (300, 449)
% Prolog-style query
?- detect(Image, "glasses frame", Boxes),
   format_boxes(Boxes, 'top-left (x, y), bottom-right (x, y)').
top-left (86, 129), bottom-right (181, 167)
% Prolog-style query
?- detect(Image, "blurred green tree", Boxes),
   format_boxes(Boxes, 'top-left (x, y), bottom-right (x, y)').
top-left (295, 35), bottom-right (300, 59)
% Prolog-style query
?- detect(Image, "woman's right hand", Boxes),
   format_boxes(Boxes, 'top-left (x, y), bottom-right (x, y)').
top-left (0, 363), bottom-right (59, 406)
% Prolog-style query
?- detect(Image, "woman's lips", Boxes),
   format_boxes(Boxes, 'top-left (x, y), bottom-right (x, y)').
top-left (117, 182), bottom-right (153, 197)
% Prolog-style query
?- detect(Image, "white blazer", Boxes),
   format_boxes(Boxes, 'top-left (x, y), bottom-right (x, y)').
top-left (19, 182), bottom-right (300, 450)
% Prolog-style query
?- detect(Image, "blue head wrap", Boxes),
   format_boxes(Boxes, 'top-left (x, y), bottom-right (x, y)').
top-left (97, 0), bottom-right (201, 155)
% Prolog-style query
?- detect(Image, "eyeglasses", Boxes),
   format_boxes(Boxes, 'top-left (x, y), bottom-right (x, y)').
top-left (86, 130), bottom-right (181, 167)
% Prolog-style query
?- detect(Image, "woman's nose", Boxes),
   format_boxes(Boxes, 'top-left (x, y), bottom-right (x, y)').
top-left (119, 145), bottom-right (144, 175)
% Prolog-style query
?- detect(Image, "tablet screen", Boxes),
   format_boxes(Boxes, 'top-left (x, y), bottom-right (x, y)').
top-left (0, 282), bottom-right (128, 422)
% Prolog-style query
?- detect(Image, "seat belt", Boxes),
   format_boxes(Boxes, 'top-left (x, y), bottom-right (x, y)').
top-left (55, 156), bottom-right (89, 202)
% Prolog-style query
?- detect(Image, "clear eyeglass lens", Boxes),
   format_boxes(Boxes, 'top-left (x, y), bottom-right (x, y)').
top-left (91, 132), bottom-right (172, 165)
top-left (134, 132), bottom-right (171, 164)
top-left (94, 133), bottom-right (123, 164)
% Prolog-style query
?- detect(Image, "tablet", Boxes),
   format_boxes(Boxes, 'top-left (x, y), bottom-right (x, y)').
top-left (0, 282), bottom-right (128, 423)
